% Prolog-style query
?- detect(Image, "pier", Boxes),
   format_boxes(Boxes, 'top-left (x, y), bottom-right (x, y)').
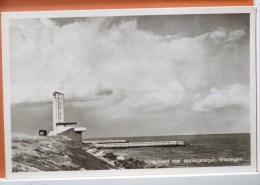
top-left (83, 140), bottom-right (128, 144)
top-left (92, 141), bottom-right (189, 149)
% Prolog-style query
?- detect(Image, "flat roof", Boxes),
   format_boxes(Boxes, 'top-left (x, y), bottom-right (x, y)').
top-left (52, 91), bottom-right (64, 96)
top-left (56, 122), bottom-right (77, 126)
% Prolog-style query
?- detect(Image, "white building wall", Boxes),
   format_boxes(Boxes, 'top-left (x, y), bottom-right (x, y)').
top-left (52, 96), bottom-right (57, 131)
top-left (52, 92), bottom-right (65, 132)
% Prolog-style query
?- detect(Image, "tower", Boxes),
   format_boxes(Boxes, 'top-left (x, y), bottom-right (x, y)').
top-left (52, 91), bottom-right (65, 131)
top-left (48, 91), bottom-right (86, 143)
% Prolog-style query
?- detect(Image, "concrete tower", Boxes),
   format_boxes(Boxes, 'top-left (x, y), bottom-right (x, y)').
top-left (52, 91), bottom-right (65, 131)
top-left (48, 91), bottom-right (86, 143)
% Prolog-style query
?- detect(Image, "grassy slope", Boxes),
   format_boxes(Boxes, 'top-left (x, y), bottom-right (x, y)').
top-left (12, 134), bottom-right (114, 172)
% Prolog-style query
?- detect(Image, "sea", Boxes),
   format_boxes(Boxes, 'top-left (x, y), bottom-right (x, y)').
top-left (86, 133), bottom-right (251, 168)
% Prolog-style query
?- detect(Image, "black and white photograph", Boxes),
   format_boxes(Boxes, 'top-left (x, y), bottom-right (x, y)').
top-left (2, 8), bottom-right (257, 178)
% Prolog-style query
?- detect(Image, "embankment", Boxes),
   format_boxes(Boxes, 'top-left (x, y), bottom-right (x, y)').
top-left (12, 133), bottom-right (114, 172)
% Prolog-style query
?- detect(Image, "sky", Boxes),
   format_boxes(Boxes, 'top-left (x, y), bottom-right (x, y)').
top-left (9, 13), bottom-right (250, 138)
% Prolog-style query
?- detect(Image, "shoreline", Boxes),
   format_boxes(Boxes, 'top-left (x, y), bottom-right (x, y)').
top-left (84, 147), bottom-right (119, 169)
top-left (83, 147), bottom-right (155, 169)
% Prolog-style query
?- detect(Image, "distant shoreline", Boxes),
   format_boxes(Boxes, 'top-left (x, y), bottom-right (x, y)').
top-left (83, 133), bottom-right (250, 141)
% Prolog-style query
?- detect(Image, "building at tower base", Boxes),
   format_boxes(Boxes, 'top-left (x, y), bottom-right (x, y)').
top-left (58, 128), bottom-right (86, 142)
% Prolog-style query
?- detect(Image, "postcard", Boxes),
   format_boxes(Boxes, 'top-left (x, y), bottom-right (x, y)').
top-left (1, 7), bottom-right (257, 179)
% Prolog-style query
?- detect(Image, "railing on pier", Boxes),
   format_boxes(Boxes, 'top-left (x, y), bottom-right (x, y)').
top-left (83, 139), bottom-right (128, 144)
top-left (93, 141), bottom-right (189, 149)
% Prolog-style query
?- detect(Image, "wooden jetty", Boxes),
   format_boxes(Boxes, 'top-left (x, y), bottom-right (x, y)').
top-left (83, 139), bottom-right (128, 144)
top-left (93, 141), bottom-right (189, 149)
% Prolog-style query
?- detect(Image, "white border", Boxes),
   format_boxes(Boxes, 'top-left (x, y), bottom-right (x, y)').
top-left (1, 6), bottom-right (258, 182)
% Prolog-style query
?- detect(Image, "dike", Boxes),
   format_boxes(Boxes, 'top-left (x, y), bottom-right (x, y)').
top-left (12, 134), bottom-right (115, 172)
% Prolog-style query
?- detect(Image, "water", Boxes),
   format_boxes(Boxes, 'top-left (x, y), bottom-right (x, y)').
top-left (87, 133), bottom-right (250, 168)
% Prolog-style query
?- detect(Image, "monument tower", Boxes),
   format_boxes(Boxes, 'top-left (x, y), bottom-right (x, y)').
top-left (48, 91), bottom-right (86, 142)
top-left (52, 91), bottom-right (65, 132)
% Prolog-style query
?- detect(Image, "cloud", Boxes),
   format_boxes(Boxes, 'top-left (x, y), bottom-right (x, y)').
top-left (185, 78), bottom-right (208, 89)
top-left (96, 88), bottom-right (113, 96)
top-left (209, 30), bottom-right (228, 43)
top-left (9, 15), bottom-right (251, 135)
top-left (68, 89), bottom-right (125, 112)
top-left (208, 28), bottom-right (247, 43)
top-left (9, 17), bottom-right (249, 117)
top-left (126, 81), bottom-right (184, 113)
top-left (227, 29), bottom-right (247, 42)
top-left (192, 83), bottom-right (249, 112)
